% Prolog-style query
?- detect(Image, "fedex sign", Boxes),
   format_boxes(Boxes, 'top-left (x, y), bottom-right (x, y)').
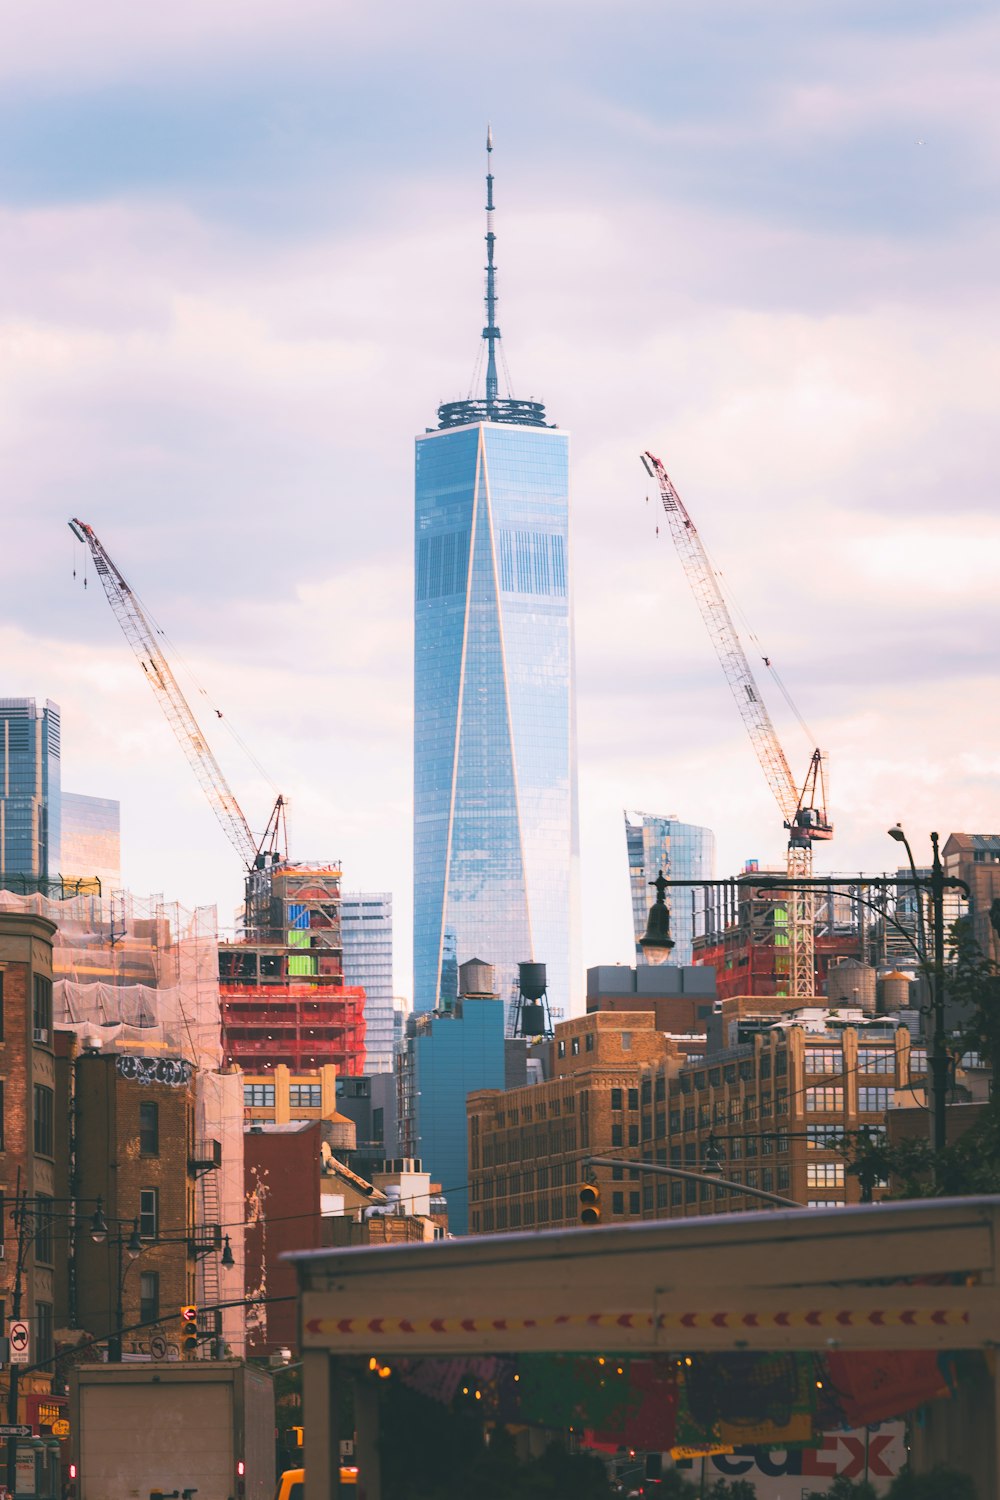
top-left (683, 1423), bottom-right (905, 1497)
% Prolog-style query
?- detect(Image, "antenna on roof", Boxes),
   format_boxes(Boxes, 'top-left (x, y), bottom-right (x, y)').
top-left (484, 124), bottom-right (500, 415)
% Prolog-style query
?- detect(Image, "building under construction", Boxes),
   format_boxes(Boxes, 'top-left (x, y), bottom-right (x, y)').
top-left (688, 863), bottom-right (964, 1002)
top-left (219, 862), bottom-right (366, 1074)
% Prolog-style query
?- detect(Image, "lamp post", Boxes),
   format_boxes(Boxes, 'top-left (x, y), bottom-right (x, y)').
top-left (90, 1198), bottom-right (144, 1363)
top-left (640, 872), bottom-right (675, 964)
top-left (888, 827), bottom-right (950, 1156)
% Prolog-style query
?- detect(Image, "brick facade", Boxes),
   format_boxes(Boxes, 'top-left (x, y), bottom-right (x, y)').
top-left (0, 910), bottom-right (59, 1406)
top-left (66, 1051), bottom-right (197, 1358)
top-left (467, 1012), bottom-right (682, 1234)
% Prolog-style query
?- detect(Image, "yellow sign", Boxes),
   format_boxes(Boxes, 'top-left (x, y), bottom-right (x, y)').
top-left (51, 1420), bottom-right (70, 1439)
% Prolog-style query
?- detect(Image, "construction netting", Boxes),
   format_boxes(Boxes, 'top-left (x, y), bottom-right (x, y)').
top-left (0, 888), bottom-right (222, 1071)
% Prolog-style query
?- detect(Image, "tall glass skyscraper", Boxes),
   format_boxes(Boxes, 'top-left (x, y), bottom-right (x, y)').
top-left (625, 810), bottom-right (715, 967)
top-left (62, 791), bottom-right (121, 891)
top-left (413, 134), bottom-right (580, 1020)
top-left (0, 698), bottom-right (61, 884)
top-left (341, 892), bottom-right (395, 1074)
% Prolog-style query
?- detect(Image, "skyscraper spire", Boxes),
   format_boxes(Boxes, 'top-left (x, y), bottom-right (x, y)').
top-left (435, 130), bottom-right (552, 430)
top-left (484, 124), bottom-right (500, 412)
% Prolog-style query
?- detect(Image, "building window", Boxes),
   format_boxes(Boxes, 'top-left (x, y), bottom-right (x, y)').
top-left (611, 1165), bottom-right (623, 1181)
top-left (139, 1102), bottom-right (159, 1156)
top-left (777, 1165), bottom-right (790, 1191)
top-left (629, 1192), bottom-right (640, 1214)
top-left (858, 1087), bottom-right (894, 1113)
top-left (858, 1048), bottom-right (894, 1075)
top-left (610, 1088), bottom-right (623, 1111)
top-left (289, 1084), bottom-right (322, 1109)
top-left (909, 1047), bottom-right (928, 1074)
top-left (776, 1089), bottom-right (788, 1116)
top-left (612, 1192), bottom-right (624, 1215)
top-left (620, 1033), bottom-right (632, 1051)
top-left (557, 1040), bottom-right (565, 1058)
top-left (611, 1123), bottom-right (623, 1147)
top-left (140, 1272), bottom-right (160, 1325)
top-left (36, 1302), bottom-right (53, 1368)
top-left (585, 1032), bottom-right (594, 1052)
top-left (0, 1081), bottom-right (4, 1151)
top-left (807, 1161), bottom-right (845, 1188)
top-left (139, 1188), bottom-right (159, 1240)
top-left (805, 1088), bottom-right (844, 1113)
top-left (671, 1181), bottom-right (682, 1205)
top-left (808, 1200), bottom-right (846, 1209)
top-left (33, 976), bottom-right (52, 1038)
top-left (34, 1195), bottom-right (53, 1264)
top-left (33, 1085), bottom-right (54, 1157)
top-left (805, 1047), bottom-right (841, 1075)
top-left (683, 1107), bottom-right (695, 1131)
top-left (807, 1124), bottom-right (841, 1149)
top-left (0, 969), bottom-right (4, 1039)
top-left (243, 1084), bottom-right (275, 1108)
top-left (628, 1124), bottom-right (639, 1147)
top-left (571, 1036), bottom-right (580, 1056)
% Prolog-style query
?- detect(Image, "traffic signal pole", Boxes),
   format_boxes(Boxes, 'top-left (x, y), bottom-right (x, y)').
top-left (581, 1156), bottom-right (801, 1209)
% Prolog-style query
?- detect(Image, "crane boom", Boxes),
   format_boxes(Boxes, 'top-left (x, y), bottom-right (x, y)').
top-left (69, 518), bottom-right (260, 870)
top-left (641, 452), bottom-right (832, 998)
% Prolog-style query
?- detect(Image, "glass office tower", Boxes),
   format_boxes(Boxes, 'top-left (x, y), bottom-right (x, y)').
top-left (0, 698), bottom-right (61, 885)
top-left (625, 810), bottom-right (715, 967)
top-left (414, 423), bottom-right (580, 1019)
top-left (62, 791), bottom-right (121, 891)
top-left (413, 135), bottom-right (580, 1021)
top-left (341, 893), bottom-right (395, 1074)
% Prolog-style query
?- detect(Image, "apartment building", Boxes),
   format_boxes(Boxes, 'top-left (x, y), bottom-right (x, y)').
top-left (467, 1010), bottom-right (683, 1234)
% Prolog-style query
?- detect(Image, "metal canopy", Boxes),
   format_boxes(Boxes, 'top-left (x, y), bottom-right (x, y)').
top-left (291, 1196), bottom-right (1000, 1357)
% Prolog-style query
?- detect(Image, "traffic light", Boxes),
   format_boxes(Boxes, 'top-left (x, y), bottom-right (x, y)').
top-left (181, 1304), bottom-right (199, 1355)
top-left (579, 1183), bottom-right (601, 1225)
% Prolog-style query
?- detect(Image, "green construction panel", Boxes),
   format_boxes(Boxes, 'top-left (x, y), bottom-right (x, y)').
top-left (288, 954), bottom-right (318, 976)
top-left (287, 929), bottom-right (310, 948)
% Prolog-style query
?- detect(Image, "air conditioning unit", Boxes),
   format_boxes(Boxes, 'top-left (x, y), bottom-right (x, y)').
top-left (33, 1027), bottom-right (49, 1044)
top-left (0, 1243), bottom-right (6, 1258)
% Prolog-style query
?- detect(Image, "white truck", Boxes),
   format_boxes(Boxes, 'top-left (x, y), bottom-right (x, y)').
top-left (69, 1362), bottom-right (275, 1500)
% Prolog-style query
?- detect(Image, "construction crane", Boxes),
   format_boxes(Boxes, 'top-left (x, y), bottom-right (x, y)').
top-left (639, 452), bottom-right (832, 998)
top-left (68, 519), bottom-right (287, 885)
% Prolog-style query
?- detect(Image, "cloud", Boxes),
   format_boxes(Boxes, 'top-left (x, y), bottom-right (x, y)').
top-left (2, 0), bottom-right (998, 995)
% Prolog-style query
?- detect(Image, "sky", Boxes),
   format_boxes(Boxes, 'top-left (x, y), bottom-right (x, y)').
top-left (3, 0), bottom-right (999, 1001)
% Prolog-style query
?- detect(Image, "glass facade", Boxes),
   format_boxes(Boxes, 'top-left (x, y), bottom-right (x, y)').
top-left (61, 791), bottom-right (121, 891)
top-left (400, 997), bottom-right (507, 1234)
top-left (0, 698), bottom-right (61, 883)
top-left (414, 422), bottom-right (580, 1021)
top-left (341, 893), bottom-right (395, 1074)
top-left (625, 810), bottom-right (715, 967)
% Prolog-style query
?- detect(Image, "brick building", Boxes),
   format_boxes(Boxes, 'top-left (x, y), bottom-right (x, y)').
top-left (467, 1011), bottom-right (683, 1234)
top-left (640, 1010), bottom-right (923, 1218)
top-left (467, 1005), bottom-right (928, 1233)
top-left (243, 1123), bottom-right (438, 1355)
top-left (944, 833), bottom-right (1000, 966)
top-left (0, 909), bottom-right (59, 1408)
top-left (61, 1049), bottom-right (209, 1358)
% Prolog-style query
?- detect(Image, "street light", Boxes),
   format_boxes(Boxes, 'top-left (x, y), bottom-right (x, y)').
top-left (640, 871), bottom-right (675, 965)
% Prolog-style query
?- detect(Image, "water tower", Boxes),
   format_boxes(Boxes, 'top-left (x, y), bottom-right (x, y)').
top-left (513, 961), bottom-right (553, 1039)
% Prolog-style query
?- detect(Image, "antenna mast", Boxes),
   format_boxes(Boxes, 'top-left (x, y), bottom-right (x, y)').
top-left (484, 124), bottom-right (500, 415)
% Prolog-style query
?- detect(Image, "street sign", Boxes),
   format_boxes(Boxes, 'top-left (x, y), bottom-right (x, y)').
top-left (0, 1427), bottom-right (30, 1439)
top-left (8, 1323), bottom-right (29, 1365)
top-left (149, 1335), bottom-right (167, 1362)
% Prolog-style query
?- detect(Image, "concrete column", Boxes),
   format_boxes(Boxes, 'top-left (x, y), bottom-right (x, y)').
top-left (304, 1350), bottom-right (340, 1500)
top-left (354, 1377), bottom-right (382, 1500)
